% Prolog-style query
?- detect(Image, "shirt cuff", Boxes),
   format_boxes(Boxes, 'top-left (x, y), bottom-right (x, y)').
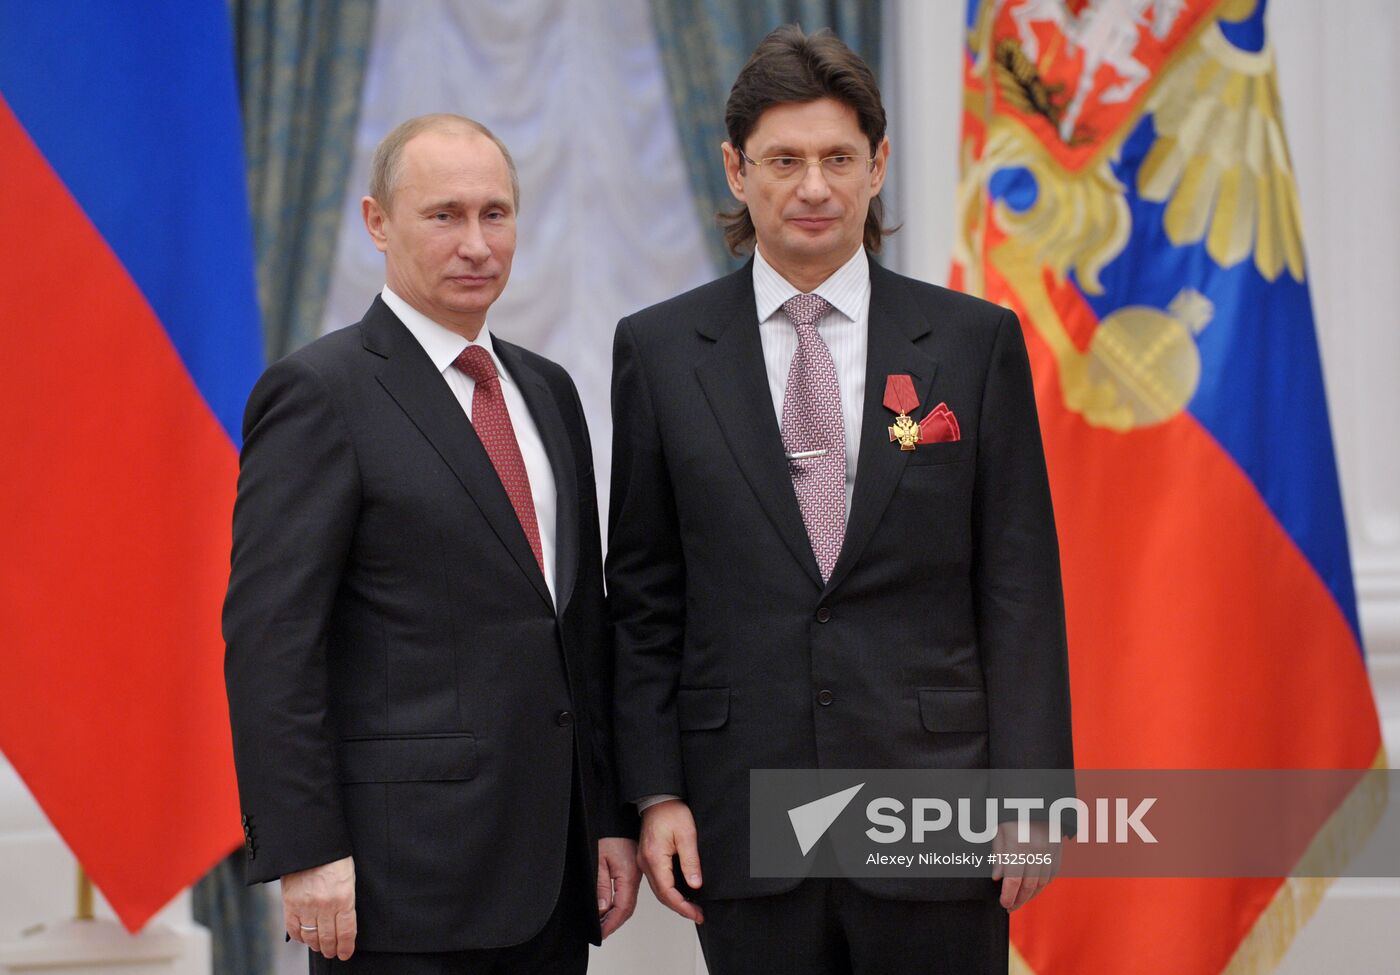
top-left (635, 794), bottom-right (681, 813)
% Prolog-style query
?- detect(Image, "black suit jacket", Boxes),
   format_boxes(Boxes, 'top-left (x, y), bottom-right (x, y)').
top-left (223, 297), bottom-right (628, 952)
top-left (607, 257), bottom-right (1073, 901)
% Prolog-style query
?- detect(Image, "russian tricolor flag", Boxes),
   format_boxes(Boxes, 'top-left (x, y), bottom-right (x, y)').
top-left (0, 2), bottom-right (263, 930)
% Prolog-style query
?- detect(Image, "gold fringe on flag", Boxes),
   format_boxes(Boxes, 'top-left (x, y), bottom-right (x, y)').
top-left (1008, 749), bottom-right (1389, 975)
top-left (1221, 748), bottom-right (1389, 974)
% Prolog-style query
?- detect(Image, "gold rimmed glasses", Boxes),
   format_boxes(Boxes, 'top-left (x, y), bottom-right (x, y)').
top-left (739, 150), bottom-right (875, 182)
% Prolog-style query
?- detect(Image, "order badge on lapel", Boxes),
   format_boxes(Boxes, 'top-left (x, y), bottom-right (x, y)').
top-left (884, 375), bottom-right (921, 450)
top-left (885, 375), bottom-right (961, 450)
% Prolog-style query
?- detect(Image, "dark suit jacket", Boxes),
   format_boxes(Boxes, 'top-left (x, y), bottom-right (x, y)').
top-left (607, 257), bottom-right (1073, 902)
top-left (223, 297), bottom-right (628, 953)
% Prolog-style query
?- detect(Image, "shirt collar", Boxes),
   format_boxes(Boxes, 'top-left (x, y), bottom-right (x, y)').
top-left (381, 285), bottom-right (507, 382)
top-left (752, 245), bottom-right (869, 324)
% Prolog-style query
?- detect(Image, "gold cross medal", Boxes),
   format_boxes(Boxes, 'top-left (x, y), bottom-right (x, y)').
top-left (884, 374), bottom-right (921, 451)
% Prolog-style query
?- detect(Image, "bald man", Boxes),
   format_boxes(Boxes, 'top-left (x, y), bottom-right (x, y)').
top-left (224, 114), bottom-right (638, 973)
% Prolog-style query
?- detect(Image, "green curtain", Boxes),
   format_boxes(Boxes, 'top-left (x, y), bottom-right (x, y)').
top-left (191, 850), bottom-right (275, 975)
top-left (649, 0), bottom-right (881, 270)
top-left (232, 0), bottom-right (376, 359)
top-left (193, 4), bottom-right (375, 973)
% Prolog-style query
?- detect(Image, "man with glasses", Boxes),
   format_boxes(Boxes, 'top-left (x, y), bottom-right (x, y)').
top-left (607, 25), bottom-right (1072, 973)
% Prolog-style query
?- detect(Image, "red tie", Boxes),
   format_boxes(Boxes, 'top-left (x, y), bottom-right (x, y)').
top-left (452, 345), bottom-right (545, 574)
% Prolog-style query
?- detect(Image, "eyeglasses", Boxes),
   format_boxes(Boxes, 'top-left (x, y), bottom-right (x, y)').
top-left (739, 150), bottom-right (875, 183)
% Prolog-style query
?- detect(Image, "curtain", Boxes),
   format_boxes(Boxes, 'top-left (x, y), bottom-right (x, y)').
top-left (191, 850), bottom-right (277, 975)
top-left (318, 0), bottom-right (715, 502)
top-left (233, 0), bottom-right (377, 359)
top-left (649, 0), bottom-right (882, 270)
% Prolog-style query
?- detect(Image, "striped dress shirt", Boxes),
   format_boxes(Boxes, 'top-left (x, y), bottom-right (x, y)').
top-left (753, 244), bottom-right (871, 516)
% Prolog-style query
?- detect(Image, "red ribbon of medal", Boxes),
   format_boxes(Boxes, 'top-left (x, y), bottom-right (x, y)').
top-left (883, 374), bottom-right (919, 415)
top-left (884, 374), bottom-right (922, 450)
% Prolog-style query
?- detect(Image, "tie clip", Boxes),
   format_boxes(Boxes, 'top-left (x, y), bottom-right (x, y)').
top-left (786, 449), bottom-right (828, 460)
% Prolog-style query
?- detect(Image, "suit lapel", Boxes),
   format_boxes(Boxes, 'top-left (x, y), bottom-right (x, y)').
top-left (362, 300), bottom-right (554, 610)
top-left (824, 263), bottom-right (937, 596)
top-left (693, 266), bottom-right (824, 588)
top-left (494, 339), bottom-right (580, 617)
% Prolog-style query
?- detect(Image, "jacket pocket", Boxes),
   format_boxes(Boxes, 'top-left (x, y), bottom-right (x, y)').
top-left (677, 687), bottom-right (730, 731)
top-left (918, 688), bottom-right (988, 733)
top-left (337, 733), bottom-right (478, 783)
top-left (905, 438), bottom-right (975, 466)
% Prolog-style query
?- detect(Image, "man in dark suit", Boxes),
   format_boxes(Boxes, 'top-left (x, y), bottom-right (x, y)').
top-left (607, 27), bottom-right (1073, 974)
top-left (224, 114), bottom-right (638, 972)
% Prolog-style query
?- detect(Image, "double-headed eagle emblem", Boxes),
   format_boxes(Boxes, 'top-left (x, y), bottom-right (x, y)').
top-left (957, 0), bottom-right (1303, 431)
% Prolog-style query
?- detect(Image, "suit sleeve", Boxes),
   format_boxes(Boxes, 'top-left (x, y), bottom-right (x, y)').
top-left (563, 375), bottom-right (636, 839)
top-left (223, 355), bottom-right (359, 883)
top-left (973, 309), bottom-right (1074, 771)
top-left (606, 318), bottom-right (689, 802)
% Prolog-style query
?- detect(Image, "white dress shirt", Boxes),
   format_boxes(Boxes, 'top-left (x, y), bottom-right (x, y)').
top-left (636, 247), bottom-right (872, 813)
top-left (381, 285), bottom-right (558, 606)
top-left (752, 245), bottom-right (871, 516)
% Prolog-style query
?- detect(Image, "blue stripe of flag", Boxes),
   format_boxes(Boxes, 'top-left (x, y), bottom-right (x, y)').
top-left (0, 0), bottom-right (264, 446)
top-left (1077, 115), bottom-right (1361, 643)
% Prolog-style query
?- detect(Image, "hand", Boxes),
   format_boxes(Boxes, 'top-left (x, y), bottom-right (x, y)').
top-left (991, 819), bottom-right (1059, 911)
top-left (282, 855), bottom-right (357, 960)
top-left (637, 799), bottom-right (704, 924)
top-left (596, 837), bottom-right (641, 938)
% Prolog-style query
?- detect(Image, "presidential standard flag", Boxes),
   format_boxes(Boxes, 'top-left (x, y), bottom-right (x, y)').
top-left (0, 2), bottom-right (264, 930)
top-left (952, 0), bottom-right (1385, 971)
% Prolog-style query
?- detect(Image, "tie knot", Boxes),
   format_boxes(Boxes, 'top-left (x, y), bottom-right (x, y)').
top-left (782, 293), bottom-right (832, 331)
top-left (453, 344), bottom-right (498, 384)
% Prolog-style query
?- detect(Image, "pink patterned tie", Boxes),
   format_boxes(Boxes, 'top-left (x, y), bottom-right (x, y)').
top-left (779, 293), bottom-right (845, 581)
top-left (453, 345), bottom-right (545, 574)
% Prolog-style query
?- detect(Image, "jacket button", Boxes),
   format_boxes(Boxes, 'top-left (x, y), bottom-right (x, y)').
top-left (816, 607), bottom-right (832, 623)
top-left (817, 689), bottom-right (834, 706)
top-left (556, 710), bottom-right (574, 726)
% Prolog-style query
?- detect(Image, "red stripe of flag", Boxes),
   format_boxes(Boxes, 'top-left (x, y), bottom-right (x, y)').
top-left (0, 94), bottom-right (242, 931)
top-left (1010, 271), bottom-right (1380, 974)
